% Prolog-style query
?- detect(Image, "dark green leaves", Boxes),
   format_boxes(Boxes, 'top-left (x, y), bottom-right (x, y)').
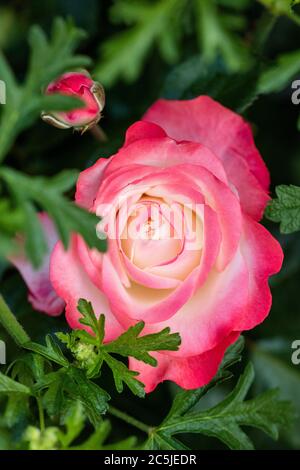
top-left (164, 336), bottom-right (245, 421)
top-left (0, 19), bottom-right (101, 266)
top-left (22, 401), bottom-right (137, 450)
top-left (65, 368), bottom-right (110, 426)
top-left (0, 18), bottom-right (91, 163)
top-left (58, 299), bottom-right (181, 397)
top-left (0, 167), bottom-right (106, 267)
top-left (94, 0), bottom-right (253, 87)
top-left (94, 0), bottom-right (184, 86)
top-left (144, 339), bottom-right (292, 450)
top-left (25, 335), bottom-right (69, 367)
top-left (265, 185), bottom-right (300, 233)
top-left (157, 364), bottom-right (291, 450)
top-left (195, 0), bottom-right (252, 73)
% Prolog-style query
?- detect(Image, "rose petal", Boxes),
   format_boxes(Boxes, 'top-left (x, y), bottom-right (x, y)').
top-left (129, 332), bottom-right (240, 392)
top-left (50, 236), bottom-right (124, 341)
top-left (143, 96), bottom-right (270, 219)
top-left (9, 213), bottom-right (65, 316)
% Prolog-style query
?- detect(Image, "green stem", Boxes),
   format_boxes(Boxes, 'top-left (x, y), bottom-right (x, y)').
top-left (0, 294), bottom-right (30, 346)
top-left (36, 395), bottom-right (45, 432)
top-left (108, 405), bottom-right (152, 435)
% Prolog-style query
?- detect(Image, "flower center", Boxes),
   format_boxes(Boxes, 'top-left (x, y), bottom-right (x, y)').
top-left (121, 198), bottom-right (183, 269)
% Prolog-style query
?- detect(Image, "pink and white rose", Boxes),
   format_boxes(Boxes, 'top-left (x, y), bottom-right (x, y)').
top-left (11, 95), bottom-right (283, 392)
top-left (48, 96), bottom-right (283, 392)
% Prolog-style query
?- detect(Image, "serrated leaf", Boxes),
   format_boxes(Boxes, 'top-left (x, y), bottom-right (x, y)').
top-left (25, 335), bottom-right (69, 367)
top-left (265, 185), bottom-right (300, 233)
top-left (103, 352), bottom-right (145, 398)
top-left (0, 372), bottom-right (31, 395)
top-left (94, 0), bottom-right (183, 86)
top-left (156, 363), bottom-right (292, 450)
top-left (66, 367), bottom-right (110, 427)
top-left (195, 0), bottom-right (252, 72)
top-left (0, 167), bottom-right (106, 267)
top-left (106, 321), bottom-right (181, 366)
top-left (165, 336), bottom-right (244, 421)
top-left (251, 340), bottom-right (300, 448)
top-left (77, 299), bottom-right (105, 344)
top-left (0, 17), bottom-right (91, 163)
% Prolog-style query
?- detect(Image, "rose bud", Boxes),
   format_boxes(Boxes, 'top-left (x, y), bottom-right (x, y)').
top-left (41, 71), bottom-right (105, 131)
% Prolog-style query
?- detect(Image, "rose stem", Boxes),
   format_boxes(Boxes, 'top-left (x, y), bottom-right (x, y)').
top-left (108, 405), bottom-right (152, 434)
top-left (89, 124), bottom-right (108, 143)
top-left (0, 294), bottom-right (30, 346)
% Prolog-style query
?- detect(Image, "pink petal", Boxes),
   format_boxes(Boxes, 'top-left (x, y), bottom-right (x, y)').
top-left (50, 236), bottom-right (124, 341)
top-left (129, 332), bottom-right (240, 392)
top-left (124, 121), bottom-right (167, 147)
top-left (76, 157), bottom-right (112, 209)
top-left (9, 213), bottom-right (65, 316)
top-left (143, 96), bottom-right (270, 220)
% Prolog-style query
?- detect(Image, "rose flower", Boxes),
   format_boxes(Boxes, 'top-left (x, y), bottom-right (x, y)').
top-left (12, 96), bottom-right (283, 392)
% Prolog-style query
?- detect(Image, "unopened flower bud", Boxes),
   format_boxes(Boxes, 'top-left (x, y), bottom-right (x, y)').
top-left (41, 71), bottom-right (105, 131)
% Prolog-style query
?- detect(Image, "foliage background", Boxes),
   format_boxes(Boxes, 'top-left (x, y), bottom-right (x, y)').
top-left (0, 0), bottom-right (300, 450)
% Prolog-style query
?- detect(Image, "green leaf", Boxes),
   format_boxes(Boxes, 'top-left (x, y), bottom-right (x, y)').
top-left (59, 401), bottom-right (86, 448)
top-left (102, 351), bottom-right (145, 398)
top-left (258, 49), bottom-right (300, 94)
top-left (0, 199), bottom-right (24, 234)
top-left (70, 299), bottom-right (181, 396)
top-left (4, 394), bottom-right (29, 428)
top-left (0, 51), bottom-right (18, 103)
top-left (265, 185), bottom-right (300, 233)
top-left (0, 167), bottom-right (107, 267)
top-left (31, 94), bottom-right (84, 116)
top-left (25, 335), bottom-right (69, 367)
top-left (195, 0), bottom-right (252, 72)
top-left (145, 433), bottom-right (190, 450)
top-left (65, 367), bottom-right (110, 427)
top-left (94, 0), bottom-right (185, 86)
top-left (41, 371), bottom-right (69, 418)
top-left (165, 336), bottom-right (244, 421)
top-left (0, 372), bottom-right (31, 395)
top-left (0, 17), bottom-right (91, 163)
top-left (69, 419), bottom-right (111, 450)
top-left (106, 321), bottom-right (181, 366)
top-left (251, 340), bottom-right (300, 448)
top-left (148, 362), bottom-right (292, 450)
top-left (25, 18), bottom-right (91, 90)
top-left (23, 202), bottom-right (48, 268)
top-left (77, 299), bottom-right (105, 344)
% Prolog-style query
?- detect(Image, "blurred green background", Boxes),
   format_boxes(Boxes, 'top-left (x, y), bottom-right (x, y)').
top-left (1, 0), bottom-right (300, 450)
